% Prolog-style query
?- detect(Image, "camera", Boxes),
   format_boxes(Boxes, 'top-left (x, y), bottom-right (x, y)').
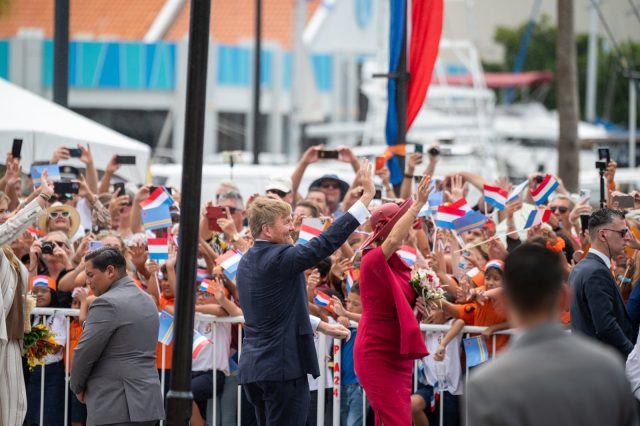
top-left (41, 242), bottom-right (55, 255)
top-left (595, 160), bottom-right (607, 171)
top-left (428, 147), bottom-right (440, 156)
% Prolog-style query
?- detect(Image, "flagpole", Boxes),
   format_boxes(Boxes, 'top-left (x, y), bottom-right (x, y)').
top-left (454, 229), bottom-right (521, 254)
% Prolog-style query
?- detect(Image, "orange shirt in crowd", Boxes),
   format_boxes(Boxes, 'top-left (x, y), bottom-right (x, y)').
top-left (65, 320), bottom-right (84, 373)
top-left (156, 296), bottom-right (175, 370)
top-left (455, 288), bottom-right (509, 355)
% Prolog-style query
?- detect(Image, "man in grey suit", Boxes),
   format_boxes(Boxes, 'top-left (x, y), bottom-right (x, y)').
top-left (70, 247), bottom-right (164, 426)
top-left (467, 243), bottom-right (638, 426)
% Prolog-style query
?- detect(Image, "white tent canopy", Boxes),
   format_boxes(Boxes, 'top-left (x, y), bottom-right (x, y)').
top-left (0, 78), bottom-right (150, 183)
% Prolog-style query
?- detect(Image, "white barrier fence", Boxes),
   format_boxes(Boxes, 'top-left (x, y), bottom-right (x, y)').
top-left (30, 307), bottom-right (514, 426)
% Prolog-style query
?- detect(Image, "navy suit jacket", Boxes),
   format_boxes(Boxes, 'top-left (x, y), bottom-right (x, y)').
top-left (237, 212), bottom-right (360, 384)
top-left (570, 252), bottom-right (637, 357)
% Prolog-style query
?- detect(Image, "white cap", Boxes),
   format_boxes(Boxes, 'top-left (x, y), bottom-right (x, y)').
top-left (265, 175), bottom-right (292, 193)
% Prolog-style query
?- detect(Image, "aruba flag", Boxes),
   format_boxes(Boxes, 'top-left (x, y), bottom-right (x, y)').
top-left (464, 335), bottom-right (489, 368)
top-left (158, 311), bottom-right (174, 345)
top-left (141, 204), bottom-right (172, 231)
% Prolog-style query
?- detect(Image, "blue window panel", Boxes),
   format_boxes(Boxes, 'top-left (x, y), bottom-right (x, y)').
top-left (0, 40), bottom-right (9, 79)
top-left (311, 54), bottom-right (332, 92)
top-left (145, 43), bottom-right (176, 90)
top-left (282, 52), bottom-right (292, 89)
top-left (120, 43), bottom-right (145, 89)
top-left (42, 40), bottom-right (53, 86)
top-left (97, 43), bottom-right (120, 88)
top-left (217, 45), bottom-right (250, 86)
top-left (77, 42), bottom-right (106, 87)
top-left (260, 50), bottom-right (272, 87)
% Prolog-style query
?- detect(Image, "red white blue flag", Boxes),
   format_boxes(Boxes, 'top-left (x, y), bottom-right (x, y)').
top-left (314, 291), bottom-right (332, 308)
top-left (529, 175), bottom-right (559, 205)
top-left (483, 185), bottom-right (508, 211)
top-left (435, 198), bottom-right (470, 229)
top-left (297, 218), bottom-right (326, 245)
top-left (140, 187), bottom-right (174, 210)
top-left (524, 209), bottom-right (552, 229)
top-left (215, 249), bottom-right (242, 281)
top-left (192, 330), bottom-right (211, 360)
top-left (148, 238), bottom-right (169, 261)
top-left (397, 245), bottom-right (417, 266)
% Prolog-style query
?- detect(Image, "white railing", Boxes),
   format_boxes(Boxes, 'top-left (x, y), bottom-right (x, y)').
top-left (31, 307), bottom-right (515, 426)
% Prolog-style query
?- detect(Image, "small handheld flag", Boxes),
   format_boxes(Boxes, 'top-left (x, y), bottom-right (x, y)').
top-left (483, 185), bottom-right (508, 211)
top-left (158, 311), bottom-right (174, 345)
top-left (215, 249), bottom-right (243, 281)
top-left (435, 198), bottom-right (469, 229)
top-left (196, 268), bottom-right (209, 282)
top-left (31, 164), bottom-right (61, 189)
top-left (464, 336), bottom-right (489, 368)
top-left (507, 180), bottom-right (528, 203)
top-left (141, 204), bottom-right (172, 231)
top-left (346, 268), bottom-right (358, 293)
top-left (140, 187), bottom-right (174, 210)
top-left (297, 218), bottom-right (327, 245)
top-left (418, 190), bottom-right (444, 217)
top-left (148, 238), bottom-right (169, 261)
top-left (523, 209), bottom-right (552, 230)
top-left (529, 175), bottom-right (559, 205)
top-left (397, 245), bottom-right (417, 266)
top-left (453, 210), bottom-right (488, 234)
top-left (313, 291), bottom-right (332, 309)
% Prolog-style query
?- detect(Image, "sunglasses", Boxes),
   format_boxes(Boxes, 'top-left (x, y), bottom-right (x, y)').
top-left (550, 206), bottom-right (569, 214)
top-left (602, 228), bottom-right (629, 238)
top-left (49, 211), bottom-right (70, 219)
top-left (321, 182), bottom-right (340, 189)
top-left (267, 189), bottom-right (289, 198)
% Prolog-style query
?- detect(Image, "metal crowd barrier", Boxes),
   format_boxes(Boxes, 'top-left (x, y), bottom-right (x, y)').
top-left (31, 307), bottom-right (515, 426)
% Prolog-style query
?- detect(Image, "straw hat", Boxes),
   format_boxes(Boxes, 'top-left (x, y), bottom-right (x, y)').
top-left (37, 202), bottom-right (81, 238)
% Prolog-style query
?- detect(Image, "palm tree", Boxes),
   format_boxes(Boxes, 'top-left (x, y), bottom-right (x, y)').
top-left (557, 0), bottom-right (580, 192)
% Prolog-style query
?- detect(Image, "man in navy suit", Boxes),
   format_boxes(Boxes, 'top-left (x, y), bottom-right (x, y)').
top-left (237, 162), bottom-right (375, 425)
top-left (570, 208), bottom-right (638, 357)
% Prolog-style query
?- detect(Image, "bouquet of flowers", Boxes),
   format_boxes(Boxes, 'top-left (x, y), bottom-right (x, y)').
top-left (22, 324), bottom-right (59, 371)
top-left (410, 268), bottom-right (446, 303)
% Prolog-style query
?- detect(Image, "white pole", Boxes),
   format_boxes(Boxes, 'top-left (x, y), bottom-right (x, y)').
top-left (64, 316), bottom-right (70, 426)
top-left (237, 326), bottom-right (242, 426)
top-left (332, 338), bottom-right (341, 426)
top-left (213, 323), bottom-right (218, 426)
top-left (586, 0), bottom-right (599, 122)
top-left (317, 332), bottom-right (327, 426)
top-left (160, 343), bottom-right (166, 426)
top-left (630, 79), bottom-right (637, 170)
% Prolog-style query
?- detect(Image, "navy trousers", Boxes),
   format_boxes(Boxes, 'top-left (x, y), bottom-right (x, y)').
top-left (243, 376), bottom-right (310, 426)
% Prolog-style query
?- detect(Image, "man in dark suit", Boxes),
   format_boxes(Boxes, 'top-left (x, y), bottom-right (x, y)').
top-left (468, 243), bottom-right (638, 426)
top-left (70, 247), bottom-right (164, 426)
top-left (570, 208), bottom-right (637, 357)
top-left (237, 161), bottom-right (375, 425)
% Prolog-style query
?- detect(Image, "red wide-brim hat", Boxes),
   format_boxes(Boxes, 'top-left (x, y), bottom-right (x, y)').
top-left (359, 198), bottom-right (414, 250)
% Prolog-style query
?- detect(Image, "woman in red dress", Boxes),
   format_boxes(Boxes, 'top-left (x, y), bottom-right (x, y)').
top-left (354, 175), bottom-right (431, 425)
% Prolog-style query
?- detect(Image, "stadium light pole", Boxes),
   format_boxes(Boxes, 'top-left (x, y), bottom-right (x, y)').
top-left (166, 0), bottom-right (211, 423)
top-left (53, 0), bottom-right (69, 106)
top-left (252, 0), bottom-right (262, 164)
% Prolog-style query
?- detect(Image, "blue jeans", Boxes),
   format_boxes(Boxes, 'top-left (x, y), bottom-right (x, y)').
top-left (340, 383), bottom-right (363, 426)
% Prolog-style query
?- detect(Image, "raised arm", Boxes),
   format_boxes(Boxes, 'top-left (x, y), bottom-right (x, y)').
top-left (291, 145), bottom-right (322, 200)
top-left (381, 175), bottom-right (431, 259)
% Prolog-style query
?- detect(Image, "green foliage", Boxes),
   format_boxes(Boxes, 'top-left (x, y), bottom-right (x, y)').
top-left (483, 14), bottom-right (639, 127)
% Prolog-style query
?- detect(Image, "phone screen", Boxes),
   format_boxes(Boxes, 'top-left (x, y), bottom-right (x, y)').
top-left (116, 155), bottom-right (136, 165)
top-left (54, 181), bottom-right (80, 194)
top-left (114, 183), bottom-right (125, 195)
top-left (68, 148), bottom-right (82, 158)
top-left (318, 150), bottom-right (339, 160)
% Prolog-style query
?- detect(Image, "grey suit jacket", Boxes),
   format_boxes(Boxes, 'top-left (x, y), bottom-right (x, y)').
top-left (467, 323), bottom-right (639, 426)
top-left (70, 276), bottom-right (164, 425)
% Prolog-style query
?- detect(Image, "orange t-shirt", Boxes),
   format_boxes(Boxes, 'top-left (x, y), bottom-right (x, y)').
top-left (156, 296), bottom-right (175, 370)
top-left (65, 320), bottom-right (84, 373)
top-left (455, 291), bottom-right (509, 355)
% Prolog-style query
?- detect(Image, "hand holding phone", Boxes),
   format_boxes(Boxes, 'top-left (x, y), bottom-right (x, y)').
top-left (317, 150), bottom-right (339, 160)
top-left (612, 194), bottom-right (635, 209)
top-left (115, 155), bottom-right (136, 165)
top-left (53, 181), bottom-right (80, 194)
top-left (67, 148), bottom-right (82, 158)
top-left (11, 139), bottom-right (22, 159)
top-left (114, 182), bottom-right (126, 195)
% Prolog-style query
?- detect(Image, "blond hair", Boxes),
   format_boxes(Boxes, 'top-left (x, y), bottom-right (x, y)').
top-left (248, 196), bottom-right (292, 239)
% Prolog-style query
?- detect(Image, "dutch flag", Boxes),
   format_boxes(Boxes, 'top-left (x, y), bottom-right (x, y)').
top-left (297, 218), bottom-right (325, 245)
top-left (346, 269), bottom-right (357, 293)
top-left (529, 175), bottom-right (559, 206)
top-left (436, 198), bottom-right (470, 229)
top-left (313, 291), bottom-right (332, 308)
top-left (196, 268), bottom-right (209, 282)
top-left (397, 245), bottom-right (417, 267)
top-left (483, 185), bottom-right (508, 211)
top-left (215, 249), bottom-right (243, 281)
top-left (147, 237), bottom-right (169, 261)
top-left (140, 187), bottom-right (174, 210)
top-left (192, 330), bottom-right (211, 360)
top-left (523, 209), bottom-right (552, 230)
top-left (198, 278), bottom-right (215, 294)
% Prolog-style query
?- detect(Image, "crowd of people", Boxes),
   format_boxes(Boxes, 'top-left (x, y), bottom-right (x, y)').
top-left (1, 141), bottom-right (640, 425)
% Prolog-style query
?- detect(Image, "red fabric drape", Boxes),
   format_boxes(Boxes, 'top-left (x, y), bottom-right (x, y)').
top-left (407, 0), bottom-right (444, 129)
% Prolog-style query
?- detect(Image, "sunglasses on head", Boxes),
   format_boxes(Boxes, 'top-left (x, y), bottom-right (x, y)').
top-left (550, 206), bottom-right (569, 214)
top-left (49, 211), bottom-right (70, 219)
top-left (267, 189), bottom-right (289, 198)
